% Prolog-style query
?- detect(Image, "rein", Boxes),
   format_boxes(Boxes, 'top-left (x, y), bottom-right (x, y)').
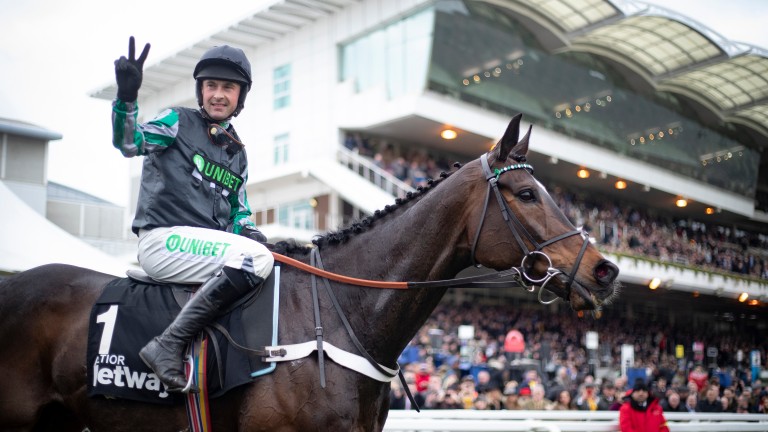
top-left (271, 252), bottom-right (529, 290)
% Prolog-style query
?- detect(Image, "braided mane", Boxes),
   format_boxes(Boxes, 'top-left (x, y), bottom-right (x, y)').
top-left (272, 162), bottom-right (463, 256)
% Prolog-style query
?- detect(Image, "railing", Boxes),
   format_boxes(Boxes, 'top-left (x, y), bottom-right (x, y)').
top-left (383, 410), bottom-right (768, 432)
top-left (336, 146), bottom-right (415, 199)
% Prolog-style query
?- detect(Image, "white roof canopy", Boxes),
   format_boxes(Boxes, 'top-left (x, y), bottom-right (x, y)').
top-left (0, 181), bottom-right (133, 276)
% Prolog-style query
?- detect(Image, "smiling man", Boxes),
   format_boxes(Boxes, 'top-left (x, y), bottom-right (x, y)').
top-left (111, 37), bottom-right (274, 393)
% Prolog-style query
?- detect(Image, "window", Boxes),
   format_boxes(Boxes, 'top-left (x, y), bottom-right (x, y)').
top-left (273, 133), bottom-right (289, 165)
top-left (278, 200), bottom-right (315, 231)
top-left (340, 7), bottom-right (434, 99)
top-left (273, 64), bottom-right (291, 109)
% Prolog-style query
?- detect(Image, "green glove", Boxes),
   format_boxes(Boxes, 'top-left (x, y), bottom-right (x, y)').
top-left (114, 36), bottom-right (150, 102)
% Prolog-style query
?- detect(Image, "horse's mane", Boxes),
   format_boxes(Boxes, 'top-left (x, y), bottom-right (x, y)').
top-left (271, 162), bottom-right (463, 256)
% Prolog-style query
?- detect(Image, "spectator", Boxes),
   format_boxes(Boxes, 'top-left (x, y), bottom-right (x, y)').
top-left (575, 383), bottom-right (600, 411)
top-left (503, 382), bottom-right (521, 410)
top-left (722, 387), bottom-right (737, 412)
top-left (597, 380), bottom-right (618, 410)
top-left (552, 390), bottom-right (574, 410)
top-left (660, 391), bottom-right (686, 413)
top-left (414, 363), bottom-right (431, 393)
top-left (697, 385), bottom-right (724, 412)
top-left (735, 393), bottom-right (755, 413)
top-left (520, 384), bottom-right (553, 410)
top-left (517, 387), bottom-right (532, 407)
top-left (389, 375), bottom-right (424, 410)
top-left (458, 376), bottom-right (478, 409)
top-left (688, 366), bottom-right (709, 393)
top-left (483, 386), bottom-right (504, 410)
top-left (684, 393), bottom-right (698, 412)
top-left (757, 392), bottom-right (768, 414)
top-left (619, 380), bottom-right (670, 432)
top-left (439, 383), bottom-right (464, 409)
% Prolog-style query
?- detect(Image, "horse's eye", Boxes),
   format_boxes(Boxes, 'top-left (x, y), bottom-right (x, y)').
top-left (517, 189), bottom-right (536, 203)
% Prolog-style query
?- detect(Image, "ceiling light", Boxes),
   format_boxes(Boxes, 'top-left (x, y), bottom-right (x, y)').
top-left (748, 299), bottom-right (759, 306)
top-left (705, 207), bottom-right (715, 215)
top-left (440, 129), bottom-right (457, 140)
top-left (615, 180), bottom-right (627, 190)
top-left (738, 292), bottom-right (749, 303)
top-left (676, 198), bottom-right (688, 208)
top-left (577, 169), bottom-right (590, 179)
top-left (648, 278), bottom-right (661, 290)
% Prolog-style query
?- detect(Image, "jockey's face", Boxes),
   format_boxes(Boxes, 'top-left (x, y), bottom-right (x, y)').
top-left (201, 79), bottom-right (240, 121)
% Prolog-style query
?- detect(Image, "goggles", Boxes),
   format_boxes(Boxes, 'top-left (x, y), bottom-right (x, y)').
top-left (208, 123), bottom-right (244, 156)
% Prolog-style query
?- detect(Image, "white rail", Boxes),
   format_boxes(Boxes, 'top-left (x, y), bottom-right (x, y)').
top-left (383, 410), bottom-right (768, 432)
top-left (336, 147), bottom-right (415, 199)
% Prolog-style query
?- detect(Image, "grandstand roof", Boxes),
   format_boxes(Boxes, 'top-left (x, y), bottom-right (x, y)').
top-left (90, 0), bottom-right (360, 101)
top-left (505, 0), bottom-right (768, 140)
top-left (0, 117), bottom-right (62, 141)
top-left (47, 181), bottom-right (121, 207)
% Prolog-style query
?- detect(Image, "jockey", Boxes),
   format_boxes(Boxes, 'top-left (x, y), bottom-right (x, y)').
top-left (112, 37), bottom-right (274, 393)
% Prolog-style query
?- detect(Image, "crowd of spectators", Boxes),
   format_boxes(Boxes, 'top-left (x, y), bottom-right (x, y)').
top-left (548, 185), bottom-right (768, 281)
top-left (344, 134), bottom-right (768, 281)
top-left (391, 303), bottom-right (768, 413)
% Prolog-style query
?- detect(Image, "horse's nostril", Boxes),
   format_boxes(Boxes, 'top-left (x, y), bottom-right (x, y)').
top-left (594, 260), bottom-right (618, 285)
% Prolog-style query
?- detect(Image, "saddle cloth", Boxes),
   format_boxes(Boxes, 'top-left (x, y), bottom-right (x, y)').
top-left (86, 266), bottom-right (280, 405)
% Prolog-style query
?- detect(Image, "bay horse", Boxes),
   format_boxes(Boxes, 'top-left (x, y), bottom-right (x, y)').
top-left (0, 114), bottom-right (619, 431)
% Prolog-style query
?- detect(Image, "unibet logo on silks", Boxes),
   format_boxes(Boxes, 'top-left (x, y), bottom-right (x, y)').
top-left (192, 153), bottom-right (244, 193)
top-left (166, 234), bottom-right (231, 257)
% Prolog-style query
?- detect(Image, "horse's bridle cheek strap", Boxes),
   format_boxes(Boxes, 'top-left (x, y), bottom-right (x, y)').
top-left (475, 155), bottom-right (590, 299)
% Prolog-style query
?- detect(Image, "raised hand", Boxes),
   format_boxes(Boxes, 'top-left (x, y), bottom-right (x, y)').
top-left (114, 36), bottom-right (151, 102)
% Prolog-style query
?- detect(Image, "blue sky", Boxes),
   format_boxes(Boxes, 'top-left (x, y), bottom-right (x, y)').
top-left (0, 0), bottom-right (766, 206)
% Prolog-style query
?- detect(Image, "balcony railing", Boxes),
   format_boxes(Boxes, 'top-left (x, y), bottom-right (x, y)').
top-left (336, 146), bottom-right (415, 199)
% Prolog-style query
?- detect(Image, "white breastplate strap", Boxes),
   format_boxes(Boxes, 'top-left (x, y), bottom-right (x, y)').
top-left (264, 341), bottom-right (399, 382)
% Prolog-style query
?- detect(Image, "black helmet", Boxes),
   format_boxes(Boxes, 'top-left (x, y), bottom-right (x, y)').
top-left (193, 45), bottom-right (252, 117)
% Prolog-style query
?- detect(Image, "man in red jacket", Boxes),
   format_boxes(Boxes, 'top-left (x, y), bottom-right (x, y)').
top-left (619, 379), bottom-right (670, 432)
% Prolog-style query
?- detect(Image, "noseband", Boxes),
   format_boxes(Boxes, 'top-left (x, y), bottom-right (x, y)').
top-left (470, 155), bottom-right (590, 303)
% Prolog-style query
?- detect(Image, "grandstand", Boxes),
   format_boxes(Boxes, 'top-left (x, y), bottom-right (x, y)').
top-left (86, 0), bottom-right (768, 427)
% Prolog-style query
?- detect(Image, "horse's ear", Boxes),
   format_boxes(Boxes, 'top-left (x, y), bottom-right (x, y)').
top-left (510, 124), bottom-right (532, 162)
top-left (494, 114), bottom-right (522, 161)
top-left (495, 114), bottom-right (528, 162)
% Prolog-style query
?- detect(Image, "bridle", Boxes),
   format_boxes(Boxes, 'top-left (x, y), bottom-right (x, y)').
top-left (469, 154), bottom-right (591, 303)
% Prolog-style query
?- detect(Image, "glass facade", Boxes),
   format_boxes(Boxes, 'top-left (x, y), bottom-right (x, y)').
top-left (428, 0), bottom-right (758, 198)
top-left (340, 7), bottom-right (434, 99)
top-left (338, 0), bottom-right (759, 199)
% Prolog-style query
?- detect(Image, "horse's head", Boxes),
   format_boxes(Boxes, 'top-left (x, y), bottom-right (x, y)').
top-left (468, 114), bottom-right (619, 311)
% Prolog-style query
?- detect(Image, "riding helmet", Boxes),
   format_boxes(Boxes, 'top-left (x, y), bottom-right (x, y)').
top-left (193, 45), bottom-right (252, 117)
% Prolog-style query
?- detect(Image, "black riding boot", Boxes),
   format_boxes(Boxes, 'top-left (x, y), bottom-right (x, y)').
top-left (138, 267), bottom-right (263, 393)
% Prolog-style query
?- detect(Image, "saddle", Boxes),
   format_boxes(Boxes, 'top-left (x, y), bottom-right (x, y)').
top-left (86, 266), bottom-right (280, 405)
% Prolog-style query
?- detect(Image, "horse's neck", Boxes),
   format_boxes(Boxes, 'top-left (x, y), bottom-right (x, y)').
top-left (319, 171), bottom-right (476, 362)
